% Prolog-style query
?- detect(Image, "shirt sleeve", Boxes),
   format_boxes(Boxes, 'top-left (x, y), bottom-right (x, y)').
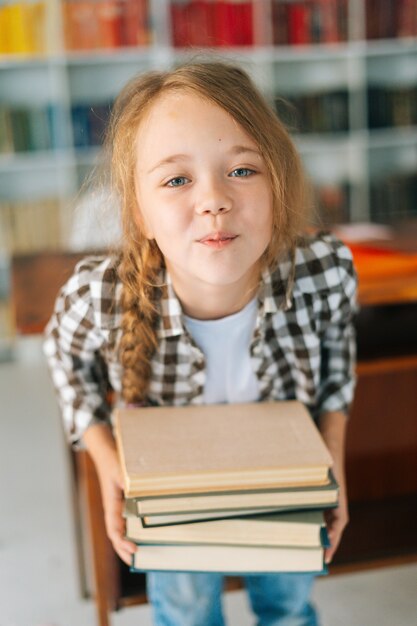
top-left (316, 237), bottom-right (358, 418)
top-left (43, 258), bottom-right (113, 448)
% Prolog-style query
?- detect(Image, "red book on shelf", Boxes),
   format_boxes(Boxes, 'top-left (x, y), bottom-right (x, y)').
top-left (272, 0), bottom-right (289, 46)
top-left (171, 0), bottom-right (189, 47)
top-left (97, 0), bottom-right (123, 49)
top-left (188, 0), bottom-right (215, 46)
top-left (397, 0), bottom-right (417, 38)
top-left (63, 0), bottom-right (100, 50)
top-left (316, 0), bottom-right (340, 44)
top-left (122, 0), bottom-right (150, 46)
top-left (214, 0), bottom-right (253, 47)
top-left (171, 1), bottom-right (215, 47)
top-left (287, 2), bottom-right (311, 46)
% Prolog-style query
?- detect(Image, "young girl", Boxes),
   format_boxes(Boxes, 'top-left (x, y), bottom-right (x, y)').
top-left (44, 60), bottom-right (356, 626)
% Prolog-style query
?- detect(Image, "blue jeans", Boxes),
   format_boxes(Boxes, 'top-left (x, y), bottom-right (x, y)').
top-left (147, 572), bottom-right (320, 626)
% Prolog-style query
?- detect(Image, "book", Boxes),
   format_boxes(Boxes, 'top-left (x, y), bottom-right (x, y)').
top-left (130, 469), bottom-right (338, 519)
top-left (130, 542), bottom-right (326, 574)
top-left (125, 509), bottom-right (329, 548)
top-left (114, 401), bottom-right (334, 499)
top-left (141, 507), bottom-right (291, 527)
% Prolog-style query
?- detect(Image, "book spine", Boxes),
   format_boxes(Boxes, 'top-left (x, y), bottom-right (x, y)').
top-left (214, 0), bottom-right (253, 47)
top-left (97, 0), bottom-right (123, 49)
top-left (63, 0), bottom-right (100, 51)
top-left (0, 107), bottom-right (13, 154)
top-left (397, 0), bottom-right (417, 38)
top-left (170, 0), bottom-right (191, 47)
top-left (71, 104), bottom-right (91, 148)
top-left (271, 1), bottom-right (289, 46)
top-left (314, 0), bottom-right (340, 44)
top-left (121, 0), bottom-right (150, 47)
top-left (287, 2), bottom-right (311, 46)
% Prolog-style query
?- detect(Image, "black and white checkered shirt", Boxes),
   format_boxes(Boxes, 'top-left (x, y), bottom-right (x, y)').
top-left (44, 232), bottom-right (357, 447)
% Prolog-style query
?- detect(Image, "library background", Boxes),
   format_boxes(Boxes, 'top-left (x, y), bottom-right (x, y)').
top-left (1, 0), bottom-right (417, 347)
top-left (1, 2), bottom-right (417, 623)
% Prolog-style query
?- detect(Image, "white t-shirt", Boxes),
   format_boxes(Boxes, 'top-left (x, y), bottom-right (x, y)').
top-left (183, 297), bottom-right (260, 405)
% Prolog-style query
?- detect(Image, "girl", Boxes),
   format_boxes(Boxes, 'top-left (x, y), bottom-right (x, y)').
top-left (44, 60), bottom-right (356, 626)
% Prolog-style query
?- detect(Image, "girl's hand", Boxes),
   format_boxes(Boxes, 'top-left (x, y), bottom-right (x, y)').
top-left (82, 423), bottom-right (137, 566)
top-left (323, 479), bottom-right (349, 564)
top-left (318, 410), bottom-right (349, 565)
top-left (96, 457), bottom-right (137, 566)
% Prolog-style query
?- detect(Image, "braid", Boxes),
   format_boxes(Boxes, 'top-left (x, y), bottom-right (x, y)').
top-left (118, 236), bottom-right (163, 405)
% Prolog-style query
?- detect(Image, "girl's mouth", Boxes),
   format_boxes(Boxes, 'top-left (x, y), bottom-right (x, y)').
top-left (198, 232), bottom-right (238, 249)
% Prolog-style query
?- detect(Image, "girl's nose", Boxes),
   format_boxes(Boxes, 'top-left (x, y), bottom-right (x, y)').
top-left (194, 179), bottom-right (232, 216)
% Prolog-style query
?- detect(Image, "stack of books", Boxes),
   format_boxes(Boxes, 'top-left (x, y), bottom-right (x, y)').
top-left (114, 401), bottom-right (338, 575)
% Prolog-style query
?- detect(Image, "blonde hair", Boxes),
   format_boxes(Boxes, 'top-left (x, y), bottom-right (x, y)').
top-left (105, 60), bottom-right (310, 404)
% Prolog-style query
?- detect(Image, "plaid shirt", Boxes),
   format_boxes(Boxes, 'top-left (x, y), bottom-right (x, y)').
top-left (44, 232), bottom-right (357, 447)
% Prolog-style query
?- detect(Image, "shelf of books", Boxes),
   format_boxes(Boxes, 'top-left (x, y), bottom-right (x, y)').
top-left (0, 0), bottom-right (416, 261)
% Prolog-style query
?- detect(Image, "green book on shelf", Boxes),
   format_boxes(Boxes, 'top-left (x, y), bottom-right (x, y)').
top-left (0, 107), bottom-right (13, 154)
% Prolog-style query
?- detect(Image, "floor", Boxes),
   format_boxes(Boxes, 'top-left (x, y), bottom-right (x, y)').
top-left (1, 336), bottom-right (416, 626)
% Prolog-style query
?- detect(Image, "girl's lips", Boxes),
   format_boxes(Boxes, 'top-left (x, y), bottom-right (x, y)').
top-left (198, 232), bottom-right (237, 243)
top-left (198, 232), bottom-right (238, 249)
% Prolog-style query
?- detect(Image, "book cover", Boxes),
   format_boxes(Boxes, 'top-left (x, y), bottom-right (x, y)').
top-left (114, 401), bottom-right (333, 498)
top-left (130, 542), bottom-right (326, 574)
top-left (126, 509), bottom-right (328, 548)
top-left (131, 470), bottom-right (339, 518)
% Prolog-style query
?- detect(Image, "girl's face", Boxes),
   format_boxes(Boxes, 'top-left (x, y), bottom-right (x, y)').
top-left (134, 91), bottom-right (273, 304)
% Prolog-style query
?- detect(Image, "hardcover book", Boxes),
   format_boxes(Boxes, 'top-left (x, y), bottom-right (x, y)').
top-left (125, 508), bottom-right (329, 548)
top-left (130, 542), bottom-right (327, 574)
top-left (130, 470), bottom-right (338, 520)
top-left (114, 401), bottom-right (333, 498)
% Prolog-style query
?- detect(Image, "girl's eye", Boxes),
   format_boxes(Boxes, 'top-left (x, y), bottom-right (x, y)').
top-left (166, 176), bottom-right (189, 187)
top-left (229, 168), bottom-right (255, 178)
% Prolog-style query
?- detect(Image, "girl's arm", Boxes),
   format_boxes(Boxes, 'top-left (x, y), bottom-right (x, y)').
top-left (82, 423), bottom-right (137, 565)
top-left (317, 410), bottom-right (348, 564)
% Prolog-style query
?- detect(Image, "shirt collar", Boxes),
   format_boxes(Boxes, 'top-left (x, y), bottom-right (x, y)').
top-left (259, 251), bottom-right (295, 314)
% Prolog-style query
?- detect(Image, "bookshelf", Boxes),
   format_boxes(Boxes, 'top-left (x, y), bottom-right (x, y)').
top-left (0, 0), bottom-right (416, 258)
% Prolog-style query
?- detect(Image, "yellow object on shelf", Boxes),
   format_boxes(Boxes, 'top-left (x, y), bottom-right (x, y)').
top-left (0, 1), bottom-right (46, 56)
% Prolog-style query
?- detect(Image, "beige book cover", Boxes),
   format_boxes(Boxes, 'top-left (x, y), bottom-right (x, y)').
top-left (114, 401), bottom-right (333, 498)
top-left (125, 509), bottom-right (326, 548)
top-left (131, 543), bottom-right (325, 574)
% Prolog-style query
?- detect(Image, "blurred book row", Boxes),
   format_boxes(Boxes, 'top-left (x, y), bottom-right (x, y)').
top-left (0, 103), bottom-right (111, 153)
top-left (368, 86), bottom-right (417, 129)
top-left (1, 0), bottom-right (416, 57)
top-left (0, 198), bottom-right (62, 253)
top-left (370, 173), bottom-right (417, 225)
top-left (3, 87), bottom-right (417, 156)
